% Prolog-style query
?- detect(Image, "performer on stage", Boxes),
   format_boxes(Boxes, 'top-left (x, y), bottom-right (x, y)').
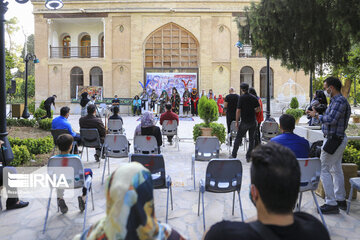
top-left (190, 88), bottom-right (199, 116)
top-left (183, 88), bottom-right (190, 99)
top-left (140, 89), bottom-right (149, 111)
top-left (183, 96), bottom-right (190, 115)
top-left (217, 94), bottom-right (224, 116)
top-left (208, 89), bottom-right (216, 100)
top-left (150, 89), bottom-right (158, 112)
top-left (171, 87), bottom-right (181, 115)
top-left (159, 90), bottom-right (169, 114)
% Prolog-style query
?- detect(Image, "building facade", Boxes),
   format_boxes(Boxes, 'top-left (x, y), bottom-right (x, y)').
top-left (32, 0), bottom-right (309, 113)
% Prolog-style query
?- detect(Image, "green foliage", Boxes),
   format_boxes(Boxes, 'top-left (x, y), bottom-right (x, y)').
top-left (34, 108), bottom-right (46, 119)
top-left (39, 100), bottom-right (45, 110)
top-left (29, 101), bottom-right (35, 114)
top-left (343, 142), bottom-right (360, 169)
top-left (192, 122), bottom-right (226, 144)
top-left (10, 145), bottom-right (32, 166)
top-left (9, 136), bottom-right (54, 155)
top-left (285, 108), bottom-right (304, 120)
top-left (290, 97), bottom-right (299, 109)
top-left (6, 118), bottom-right (37, 127)
top-left (198, 96), bottom-right (219, 127)
top-left (38, 118), bottom-right (52, 131)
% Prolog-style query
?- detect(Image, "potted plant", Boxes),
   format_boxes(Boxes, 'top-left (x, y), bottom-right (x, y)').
top-left (351, 113), bottom-right (360, 123)
top-left (285, 97), bottom-right (304, 124)
top-left (193, 96), bottom-right (226, 144)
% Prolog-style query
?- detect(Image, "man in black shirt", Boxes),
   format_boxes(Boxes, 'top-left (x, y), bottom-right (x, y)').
top-left (205, 143), bottom-right (330, 240)
top-left (41, 95), bottom-right (57, 119)
top-left (224, 87), bottom-right (239, 145)
top-left (111, 95), bottom-right (120, 106)
top-left (232, 83), bottom-right (260, 161)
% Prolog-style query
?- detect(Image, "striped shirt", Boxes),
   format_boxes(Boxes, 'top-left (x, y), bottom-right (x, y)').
top-left (319, 94), bottom-right (351, 137)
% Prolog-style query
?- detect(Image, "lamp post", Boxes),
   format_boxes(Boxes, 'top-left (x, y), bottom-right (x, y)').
top-left (22, 53), bottom-right (39, 119)
top-left (354, 77), bottom-right (357, 107)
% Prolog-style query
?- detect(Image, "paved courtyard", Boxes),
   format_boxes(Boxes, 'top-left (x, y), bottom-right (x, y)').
top-left (1, 114), bottom-right (360, 240)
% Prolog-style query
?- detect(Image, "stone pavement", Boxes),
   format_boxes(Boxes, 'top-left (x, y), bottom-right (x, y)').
top-left (1, 115), bottom-right (360, 240)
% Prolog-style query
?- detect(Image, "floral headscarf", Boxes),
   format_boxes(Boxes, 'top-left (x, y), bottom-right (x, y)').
top-left (74, 162), bottom-right (184, 240)
top-left (141, 111), bottom-right (155, 127)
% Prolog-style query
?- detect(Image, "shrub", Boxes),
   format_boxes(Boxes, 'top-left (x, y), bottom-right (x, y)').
top-left (34, 108), bottom-right (46, 120)
top-left (193, 122), bottom-right (226, 144)
top-left (39, 100), bottom-right (45, 110)
top-left (38, 118), bottom-right (52, 131)
top-left (285, 108), bottom-right (304, 120)
top-left (343, 145), bottom-right (360, 169)
top-left (29, 101), bottom-right (35, 114)
top-left (10, 145), bottom-right (32, 166)
top-left (290, 97), bottom-right (299, 109)
top-left (6, 118), bottom-right (37, 127)
top-left (198, 96), bottom-right (218, 127)
top-left (9, 136), bottom-right (54, 155)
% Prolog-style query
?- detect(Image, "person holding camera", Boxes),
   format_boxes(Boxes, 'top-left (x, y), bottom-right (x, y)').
top-left (308, 77), bottom-right (351, 214)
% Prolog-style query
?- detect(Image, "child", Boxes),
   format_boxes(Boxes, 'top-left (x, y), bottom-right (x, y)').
top-left (183, 96), bottom-right (190, 116)
top-left (133, 95), bottom-right (141, 116)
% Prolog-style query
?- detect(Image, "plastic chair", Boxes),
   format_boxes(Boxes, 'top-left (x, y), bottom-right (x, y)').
top-left (129, 154), bottom-right (173, 223)
top-left (50, 129), bottom-right (76, 155)
top-left (198, 159), bottom-right (244, 230)
top-left (226, 121), bottom-right (247, 154)
top-left (43, 156), bottom-right (94, 234)
top-left (261, 118), bottom-right (279, 142)
top-left (0, 188), bottom-right (2, 211)
top-left (346, 177), bottom-right (360, 214)
top-left (191, 136), bottom-right (220, 189)
top-left (134, 135), bottom-right (159, 154)
top-left (80, 128), bottom-right (104, 167)
top-left (297, 158), bottom-right (327, 230)
top-left (101, 134), bottom-right (129, 184)
top-left (161, 120), bottom-right (179, 150)
top-left (108, 119), bottom-right (124, 134)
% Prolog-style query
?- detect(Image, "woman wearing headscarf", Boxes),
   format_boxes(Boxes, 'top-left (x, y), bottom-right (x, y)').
top-left (134, 112), bottom-right (162, 153)
top-left (159, 90), bottom-right (169, 114)
top-left (190, 88), bottom-right (199, 116)
top-left (170, 88), bottom-right (180, 115)
top-left (73, 162), bottom-right (185, 240)
top-left (80, 92), bottom-right (90, 117)
top-left (217, 95), bottom-right (224, 116)
top-left (306, 90), bottom-right (328, 126)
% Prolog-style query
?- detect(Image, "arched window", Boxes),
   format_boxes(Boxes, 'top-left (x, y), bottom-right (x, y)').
top-left (70, 67), bottom-right (84, 99)
top-left (240, 66), bottom-right (254, 87)
top-left (62, 35), bottom-right (71, 57)
top-left (260, 67), bottom-right (274, 98)
top-left (80, 35), bottom-right (91, 57)
top-left (144, 23), bottom-right (199, 68)
top-left (90, 67), bottom-right (103, 86)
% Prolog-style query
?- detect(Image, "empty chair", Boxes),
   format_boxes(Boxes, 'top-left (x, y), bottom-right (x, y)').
top-left (198, 159), bottom-right (244, 230)
top-left (297, 158), bottom-right (327, 230)
top-left (161, 120), bottom-right (179, 150)
top-left (101, 134), bottom-right (129, 184)
top-left (347, 177), bottom-right (360, 214)
top-left (108, 119), bottom-right (124, 134)
top-left (261, 118), bottom-right (279, 142)
top-left (80, 128), bottom-right (104, 166)
top-left (51, 129), bottom-right (76, 155)
top-left (130, 154), bottom-right (173, 223)
top-left (43, 156), bottom-right (94, 233)
top-left (191, 136), bottom-right (220, 189)
top-left (226, 121), bottom-right (247, 154)
top-left (134, 135), bottom-right (159, 154)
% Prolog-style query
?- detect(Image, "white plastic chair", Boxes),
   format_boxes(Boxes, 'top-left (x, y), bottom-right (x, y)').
top-left (134, 135), bottom-right (159, 154)
top-left (108, 119), bottom-right (124, 134)
top-left (43, 156), bottom-right (94, 234)
top-left (102, 134), bottom-right (129, 184)
top-left (261, 118), bottom-right (279, 142)
top-left (297, 158), bottom-right (327, 230)
top-left (346, 177), bottom-right (360, 214)
top-left (226, 121), bottom-right (247, 154)
top-left (161, 120), bottom-right (179, 150)
top-left (191, 136), bottom-right (220, 189)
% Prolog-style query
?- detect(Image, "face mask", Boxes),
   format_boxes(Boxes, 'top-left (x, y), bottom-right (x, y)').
top-left (249, 184), bottom-right (256, 206)
top-left (324, 88), bottom-right (331, 98)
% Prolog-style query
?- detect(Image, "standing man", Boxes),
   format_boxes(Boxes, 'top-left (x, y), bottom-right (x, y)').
top-left (224, 87), bottom-right (239, 146)
top-left (160, 104), bottom-right (179, 145)
top-left (231, 83), bottom-right (260, 161)
top-left (41, 95), bottom-right (57, 119)
top-left (308, 77), bottom-right (351, 214)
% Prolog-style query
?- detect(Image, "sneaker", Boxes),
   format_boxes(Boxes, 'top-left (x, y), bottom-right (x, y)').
top-left (337, 200), bottom-right (347, 210)
top-left (319, 204), bottom-right (339, 214)
top-left (57, 198), bottom-right (68, 214)
top-left (6, 200), bottom-right (29, 210)
top-left (94, 154), bottom-right (100, 162)
top-left (78, 196), bottom-right (85, 212)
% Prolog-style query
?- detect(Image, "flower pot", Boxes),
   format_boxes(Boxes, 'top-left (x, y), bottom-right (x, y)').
top-left (352, 116), bottom-right (360, 123)
top-left (200, 127), bottom-right (212, 136)
top-left (295, 118), bottom-right (300, 125)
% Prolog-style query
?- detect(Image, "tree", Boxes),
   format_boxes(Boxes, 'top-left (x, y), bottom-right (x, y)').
top-left (17, 34), bottom-right (35, 78)
top-left (5, 17), bottom-right (20, 54)
top-left (5, 49), bottom-right (15, 90)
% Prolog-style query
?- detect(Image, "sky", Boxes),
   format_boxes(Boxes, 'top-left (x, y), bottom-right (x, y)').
top-left (5, 0), bottom-right (34, 46)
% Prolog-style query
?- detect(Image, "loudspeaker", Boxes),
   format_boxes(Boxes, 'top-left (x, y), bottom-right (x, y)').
top-left (6, 80), bottom-right (16, 94)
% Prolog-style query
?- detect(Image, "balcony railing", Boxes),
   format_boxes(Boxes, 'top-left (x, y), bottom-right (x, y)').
top-left (239, 44), bottom-right (264, 58)
top-left (50, 46), bottom-right (104, 58)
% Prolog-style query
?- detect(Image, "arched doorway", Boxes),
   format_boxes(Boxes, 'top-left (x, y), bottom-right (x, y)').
top-left (70, 67), bottom-right (84, 99)
top-left (80, 35), bottom-right (91, 57)
top-left (260, 67), bottom-right (274, 98)
top-left (240, 66), bottom-right (254, 87)
top-left (62, 35), bottom-right (71, 57)
top-left (90, 67), bottom-right (103, 86)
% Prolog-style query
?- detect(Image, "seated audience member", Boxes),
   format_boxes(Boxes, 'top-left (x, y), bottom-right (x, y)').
top-left (270, 114), bottom-right (310, 158)
top-left (52, 106), bottom-right (81, 153)
top-left (204, 143), bottom-right (330, 240)
top-left (79, 104), bottom-right (106, 161)
top-left (109, 106), bottom-right (123, 123)
top-left (73, 162), bottom-right (185, 240)
top-left (0, 140), bottom-right (29, 210)
top-left (134, 111), bottom-right (162, 153)
top-left (80, 92), bottom-right (90, 117)
top-left (160, 104), bottom-right (179, 145)
top-left (53, 134), bottom-right (92, 214)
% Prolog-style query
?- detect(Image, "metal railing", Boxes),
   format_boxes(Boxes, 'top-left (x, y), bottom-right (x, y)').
top-left (50, 46), bottom-right (104, 58)
top-left (238, 44), bottom-right (264, 58)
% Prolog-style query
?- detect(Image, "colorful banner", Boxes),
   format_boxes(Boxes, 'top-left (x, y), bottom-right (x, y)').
top-left (145, 72), bottom-right (197, 97)
top-left (76, 86), bottom-right (103, 100)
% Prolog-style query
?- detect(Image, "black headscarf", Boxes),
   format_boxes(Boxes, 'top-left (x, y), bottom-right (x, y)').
top-left (80, 92), bottom-right (90, 107)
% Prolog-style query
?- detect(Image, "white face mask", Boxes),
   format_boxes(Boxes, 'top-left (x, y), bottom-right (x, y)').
top-left (324, 88), bottom-right (331, 98)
